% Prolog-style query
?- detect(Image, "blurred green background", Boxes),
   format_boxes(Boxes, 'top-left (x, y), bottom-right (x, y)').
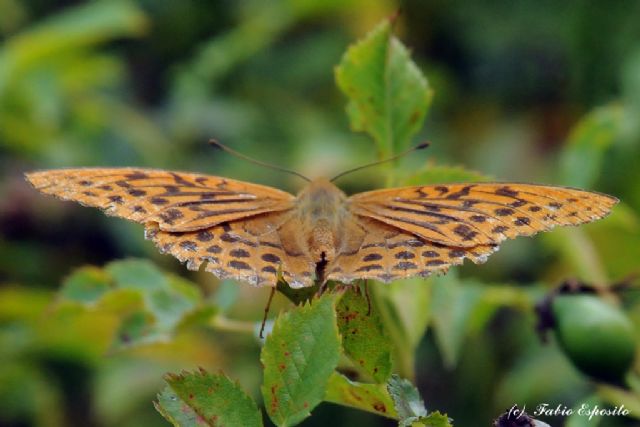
top-left (1, 0), bottom-right (640, 426)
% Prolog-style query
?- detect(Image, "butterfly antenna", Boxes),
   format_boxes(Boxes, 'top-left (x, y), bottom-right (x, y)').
top-left (330, 141), bottom-right (430, 182)
top-left (209, 139), bottom-right (311, 182)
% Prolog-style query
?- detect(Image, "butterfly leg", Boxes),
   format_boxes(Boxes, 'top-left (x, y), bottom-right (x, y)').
top-left (259, 287), bottom-right (276, 339)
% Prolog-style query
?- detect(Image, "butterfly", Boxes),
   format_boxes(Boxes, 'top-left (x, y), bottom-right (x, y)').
top-left (25, 143), bottom-right (618, 289)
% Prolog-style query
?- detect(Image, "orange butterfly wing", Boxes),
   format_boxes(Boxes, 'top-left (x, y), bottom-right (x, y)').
top-left (324, 183), bottom-right (618, 283)
top-left (325, 215), bottom-right (498, 284)
top-left (26, 168), bottom-right (318, 288)
top-left (146, 212), bottom-right (316, 288)
top-left (348, 183), bottom-right (618, 247)
top-left (25, 168), bottom-right (295, 231)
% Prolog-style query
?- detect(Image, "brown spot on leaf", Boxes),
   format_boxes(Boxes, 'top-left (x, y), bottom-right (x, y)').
top-left (373, 402), bottom-right (387, 413)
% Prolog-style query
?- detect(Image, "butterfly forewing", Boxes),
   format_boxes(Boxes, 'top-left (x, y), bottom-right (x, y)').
top-left (349, 183), bottom-right (618, 248)
top-left (26, 168), bottom-right (295, 231)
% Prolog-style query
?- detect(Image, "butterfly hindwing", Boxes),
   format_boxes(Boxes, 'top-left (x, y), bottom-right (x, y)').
top-left (326, 216), bottom-right (498, 283)
top-left (146, 210), bottom-right (315, 288)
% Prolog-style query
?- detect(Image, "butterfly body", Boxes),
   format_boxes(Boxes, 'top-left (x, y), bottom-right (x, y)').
top-left (295, 177), bottom-right (348, 267)
top-left (26, 168), bottom-right (618, 289)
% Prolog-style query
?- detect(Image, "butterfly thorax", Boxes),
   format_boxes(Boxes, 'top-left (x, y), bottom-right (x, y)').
top-left (295, 178), bottom-right (348, 264)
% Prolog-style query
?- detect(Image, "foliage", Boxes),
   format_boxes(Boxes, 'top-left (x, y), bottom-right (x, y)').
top-left (261, 294), bottom-right (340, 426)
top-left (2, 1), bottom-right (640, 427)
top-left (336, 286), bottom-right (392, 382)
top-left (155, 369), bottom-right (262, 427)
top-left (335, 19), bottom-right (433, 159)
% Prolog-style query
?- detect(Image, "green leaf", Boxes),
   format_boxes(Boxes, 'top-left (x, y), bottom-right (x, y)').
top-left (335, 19), bottom-right (433, 157)
top-left (402, 164), bottom-right (490, 186)
top-left (276, 279), bottom-right (322, 305)
top-left (155, 369), bottom-right (262, 427)
top-left (114, 311), bottom-right (155, 348)
top-left (106, 259), bottom-right (169, 292)
top-left (336, 286), bottom-right (392, 382)
top-left (387, 374), bottom-right (427, 425)
top-left (559, 104), bottom-right (625, 188)
top-left (417, 411), bottom-right (453, 427)
top-left (386, 375), bottom-right (452, 426)
top-left (324, 372), bottom-right (397, 419)
top-left (261, 294), bottom-right (341, 426)
top-left (155, 387), bottom-right (207, 426)
top-left (58, 266), bottom-right (111, 305)
top-left (56, 259), bottom-right (215, 349)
